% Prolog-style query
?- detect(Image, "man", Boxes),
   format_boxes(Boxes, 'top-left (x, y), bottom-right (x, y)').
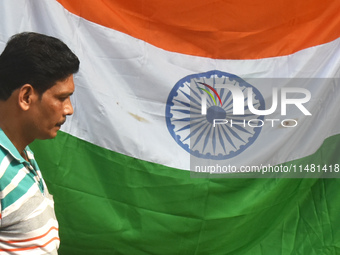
top-left (0, 32), bottom-right (79, 254)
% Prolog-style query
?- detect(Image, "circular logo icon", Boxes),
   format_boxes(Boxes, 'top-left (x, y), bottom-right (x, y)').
top-left (166, 70), bottom-right (265, 160)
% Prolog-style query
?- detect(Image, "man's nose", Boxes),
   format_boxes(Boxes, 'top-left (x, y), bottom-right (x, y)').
top-left (64, 98), bottom-right (74, 116)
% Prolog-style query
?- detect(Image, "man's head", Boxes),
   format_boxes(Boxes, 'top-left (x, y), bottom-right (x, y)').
top-left (0, 32), bottom-right (80, 142)
top-left (0, 32), bottom-right (79, 100)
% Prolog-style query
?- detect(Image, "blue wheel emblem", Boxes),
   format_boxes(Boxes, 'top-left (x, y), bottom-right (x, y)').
top-left (166, 70), bottom-right (265, 160)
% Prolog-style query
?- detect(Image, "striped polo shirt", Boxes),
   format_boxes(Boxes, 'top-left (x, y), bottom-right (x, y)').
top-left (0, 128), bottom-right (59, 254)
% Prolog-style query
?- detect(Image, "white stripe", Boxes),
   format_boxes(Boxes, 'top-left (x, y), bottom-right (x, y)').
top-left (2, 184), bottom-right (39, 217)
top-left (0, 167), bottom-right (28, 199)
top-left (0, 0), bottom-right (339, 171)
top-left (0, 154), bottom-right (12, 178)
top-left (24, 197), bottom-right (54, 221)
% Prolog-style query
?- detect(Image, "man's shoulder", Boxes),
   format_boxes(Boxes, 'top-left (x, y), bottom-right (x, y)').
top-left (0, 145), bottom-right (21, 186)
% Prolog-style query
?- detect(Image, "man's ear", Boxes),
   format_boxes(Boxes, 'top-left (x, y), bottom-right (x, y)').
top-left (18, 84), bottom-right (37, 111)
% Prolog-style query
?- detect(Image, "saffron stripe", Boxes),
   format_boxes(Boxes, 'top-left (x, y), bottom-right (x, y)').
top-left (56, 0), bottom-right (340, 59)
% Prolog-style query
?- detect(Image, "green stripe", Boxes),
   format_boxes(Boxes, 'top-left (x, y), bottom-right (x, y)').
top-left (30, 132), bottom-right (340, 255)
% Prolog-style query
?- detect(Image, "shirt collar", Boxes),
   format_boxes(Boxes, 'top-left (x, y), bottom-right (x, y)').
top-left (0, 128), bottom-right (29, 164)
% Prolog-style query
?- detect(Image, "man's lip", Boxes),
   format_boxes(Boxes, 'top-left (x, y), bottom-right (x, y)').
top-left (56, 120), bottom-right (66, 127)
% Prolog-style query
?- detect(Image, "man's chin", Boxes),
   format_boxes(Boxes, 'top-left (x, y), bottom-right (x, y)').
top-left (38, 130), bottom-right (59, 140)
top-left (50, 129), bottom-right (60, 138)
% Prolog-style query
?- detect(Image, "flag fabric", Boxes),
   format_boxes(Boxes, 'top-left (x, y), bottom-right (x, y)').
top-left (1, 0), bottom-right (340, 254)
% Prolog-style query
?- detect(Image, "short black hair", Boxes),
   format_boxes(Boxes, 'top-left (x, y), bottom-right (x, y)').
top-left (0, 32), bottom-right (80, 100)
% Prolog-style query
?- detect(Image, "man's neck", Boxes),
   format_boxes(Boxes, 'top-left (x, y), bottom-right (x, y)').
top-left (0, 123), bottom-right (31, 155)
top-left (0, 102), bottom-right (32, 157)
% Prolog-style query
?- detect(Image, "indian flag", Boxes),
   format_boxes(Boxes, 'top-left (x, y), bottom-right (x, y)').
top-left (1, 0), bottom-right (340, 254)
